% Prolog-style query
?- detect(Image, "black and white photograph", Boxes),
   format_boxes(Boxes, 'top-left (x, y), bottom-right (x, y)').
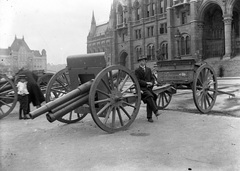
top-left (0, 0), bottom-right (240, 170)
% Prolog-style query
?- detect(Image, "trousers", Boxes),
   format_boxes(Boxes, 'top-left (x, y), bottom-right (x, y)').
top-left (18, 94), bottom-right (29, 118)
top-left (145, 96), bottom-right (158, 119)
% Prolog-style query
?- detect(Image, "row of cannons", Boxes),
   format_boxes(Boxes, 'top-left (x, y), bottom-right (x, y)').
top-left (0, 53), bottom-right (235, 133)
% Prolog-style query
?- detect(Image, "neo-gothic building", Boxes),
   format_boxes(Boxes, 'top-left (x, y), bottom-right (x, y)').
top-left (87, 0), bottom-right (240, 76)
top-left (0, 36), bottom-right (47, 75)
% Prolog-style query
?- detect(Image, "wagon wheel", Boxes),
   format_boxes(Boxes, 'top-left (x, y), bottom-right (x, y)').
top-left (45, 68), bottom-right (88, 123)
top-left (0, 74), bottom-right (18, 119)
top-left (37, 73), bottom-right (54, 95)
top-left (156, 91), bottom-right (172, 109)
top-left (89, 65), bottom-right (141, 133)
top-left (192, 64), bottom-right (218, 113)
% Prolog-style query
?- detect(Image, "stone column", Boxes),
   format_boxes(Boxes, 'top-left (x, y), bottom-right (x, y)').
top-left (197, 22), bottom-right (204, 61)
top-left (127, 2), bottom-right (134, 70)
top-left (166, 0), bottom-right (174, 60)
top-left (223, 15), bottom-right (232, 59)
top-left (190, 0), bottom-right (198, 60)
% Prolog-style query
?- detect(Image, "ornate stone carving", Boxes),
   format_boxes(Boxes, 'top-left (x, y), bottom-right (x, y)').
top-left (223, 17), bottom-right (233, 25)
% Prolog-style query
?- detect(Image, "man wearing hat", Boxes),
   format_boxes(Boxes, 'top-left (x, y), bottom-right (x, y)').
top-left (135, 56), bottom-right (161, 122)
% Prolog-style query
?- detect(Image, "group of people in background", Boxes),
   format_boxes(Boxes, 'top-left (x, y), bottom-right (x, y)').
top-left (16, 69), bottom-right (45, 120)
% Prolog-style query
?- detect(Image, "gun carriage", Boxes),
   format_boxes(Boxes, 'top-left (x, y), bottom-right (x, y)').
top-left (1, 51), bottom-right (234, 132)
top-left (0, 70), bottom-right (54, 119)
top-left (29, 53), bottom-right (235, 133)
top-left (30, 53), bottom-right (142, 133)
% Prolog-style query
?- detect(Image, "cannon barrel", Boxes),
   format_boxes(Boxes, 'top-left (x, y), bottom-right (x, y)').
top-left (49, 94), bottom-right (84, 114)
top-left (29, 80), bottom-right (93, 119)
top-left (46, 93), bottom-right (89, 122)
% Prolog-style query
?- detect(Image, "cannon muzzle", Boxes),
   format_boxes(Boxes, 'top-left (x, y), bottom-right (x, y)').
top-left (46, 93), bottom-right (89, 122)
top-left (29, 80), bottom-right (93, 119)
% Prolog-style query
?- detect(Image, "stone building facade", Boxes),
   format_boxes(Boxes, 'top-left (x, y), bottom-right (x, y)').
top-left (87, 0), bottom-right (240, 76)
top-left (0, 36), bottom-right (47, 75)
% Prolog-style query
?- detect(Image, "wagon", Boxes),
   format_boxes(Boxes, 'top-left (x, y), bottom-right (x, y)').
top-left (29, 53), bottom-right (235, 133)
top-left (0, 70), bottom-right (54, 119)
top-left (154, 59), bottom-right (235, 113)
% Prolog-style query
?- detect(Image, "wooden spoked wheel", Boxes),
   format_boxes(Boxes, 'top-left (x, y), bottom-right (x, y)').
top-left (89, 65), bottom-right (141, 133)
top-left (156, 91), bottom-right (172, 109)
top-left (0, 74), bottom-right (18, 119)
top-left (192, 64), bottom-right (218, 113)
top-left (45, 68), bottom-right (87, 123)
top-left (37, 73), bottom-right (54, 95)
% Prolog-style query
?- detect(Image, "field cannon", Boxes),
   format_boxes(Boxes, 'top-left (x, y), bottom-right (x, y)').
top-left (29, 53), bottom-right (142, 133)
top-left (29, 53), bottom-right (235, 133)
top-left (0, 70), bottom-right (54, 120)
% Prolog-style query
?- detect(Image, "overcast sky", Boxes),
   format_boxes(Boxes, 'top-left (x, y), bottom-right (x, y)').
top-left (0, 0), bottom-right (112, 64)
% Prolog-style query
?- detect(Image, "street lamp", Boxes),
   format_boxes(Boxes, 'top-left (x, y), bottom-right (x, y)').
top-left (174, 28), bottom-right (181, 59)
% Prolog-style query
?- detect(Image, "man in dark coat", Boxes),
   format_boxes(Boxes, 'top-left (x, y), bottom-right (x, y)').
top-left (17, 69), bottom-right (45, 112)
top-left (135, 56), bottom-right (161, 122)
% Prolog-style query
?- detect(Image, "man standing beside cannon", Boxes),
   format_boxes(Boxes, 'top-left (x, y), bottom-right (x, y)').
top-left (17, 68), bottom-right (45, 113)
top-left (135, 56), bottom-right (161, 123)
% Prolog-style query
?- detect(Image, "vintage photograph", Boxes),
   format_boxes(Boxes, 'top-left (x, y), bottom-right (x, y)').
top-left (0, 0), bottom-right (240, 170)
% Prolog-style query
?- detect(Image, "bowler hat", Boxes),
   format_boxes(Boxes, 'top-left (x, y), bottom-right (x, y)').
top-left (137, 56), bottom-right (148, 62)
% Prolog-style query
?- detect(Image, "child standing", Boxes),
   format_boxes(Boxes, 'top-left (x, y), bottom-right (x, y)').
top-left (17, 75), bottom-right (30, 119)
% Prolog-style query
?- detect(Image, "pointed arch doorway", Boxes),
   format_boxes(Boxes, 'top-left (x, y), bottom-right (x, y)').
top-left (202, 4), bottom-right (225, 59)
top-left (232, 0), bottom-right (240, 56)
top-left (119, 51), bottom-right (128, 67)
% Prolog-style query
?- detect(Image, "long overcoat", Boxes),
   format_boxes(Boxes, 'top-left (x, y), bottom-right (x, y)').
top-left (17, 70), bottom-right (45, 106)
top-left (135, 66), bottom-right (157, 103)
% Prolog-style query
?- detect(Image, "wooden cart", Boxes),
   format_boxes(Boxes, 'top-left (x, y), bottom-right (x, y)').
top-left (154, 59), bottom-right (235, 113)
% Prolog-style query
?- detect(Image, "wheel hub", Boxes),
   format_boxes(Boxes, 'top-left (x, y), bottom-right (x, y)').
top-left (203, 82), bottom-right (209, 91)
top-left (110, 90), bottom-right (123, 106)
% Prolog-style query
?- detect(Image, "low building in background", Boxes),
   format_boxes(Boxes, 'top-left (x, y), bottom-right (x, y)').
top-left (0, 36), bottom-right (47, 76)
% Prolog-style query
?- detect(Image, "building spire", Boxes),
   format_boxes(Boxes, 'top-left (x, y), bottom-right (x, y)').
top-left (89, 11), bottom-right (96, 36)
top-left (91, 11), bottom-right (96, 26)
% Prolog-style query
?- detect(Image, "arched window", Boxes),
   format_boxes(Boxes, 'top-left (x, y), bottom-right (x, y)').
top-left (181, 37), bottom-right (185, 55)
top-left (117, 4), bottom-right (124, 25)
top-left (146, 1), bottom-right (155, 17)
top-left (147, 4), bottom-right (150, 17)
top-left (135, 46), bottom-right (142, 62)
top-left (147, 44), bottom-right (155, 60)
top-left (160, 42), bottom-right (168, 60)
top-left (180, 34), bottom-right (191, 55)
top-left (186, 36), bottom-right (190, 54)
top-left (159, 0), bottom-right (164, 14)
top-left (134, 1), bottom-right (141, 21)
top-left (136, 8), bottom-right (140, 20)
top-left (152, 3), bottom-right (155, 16)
